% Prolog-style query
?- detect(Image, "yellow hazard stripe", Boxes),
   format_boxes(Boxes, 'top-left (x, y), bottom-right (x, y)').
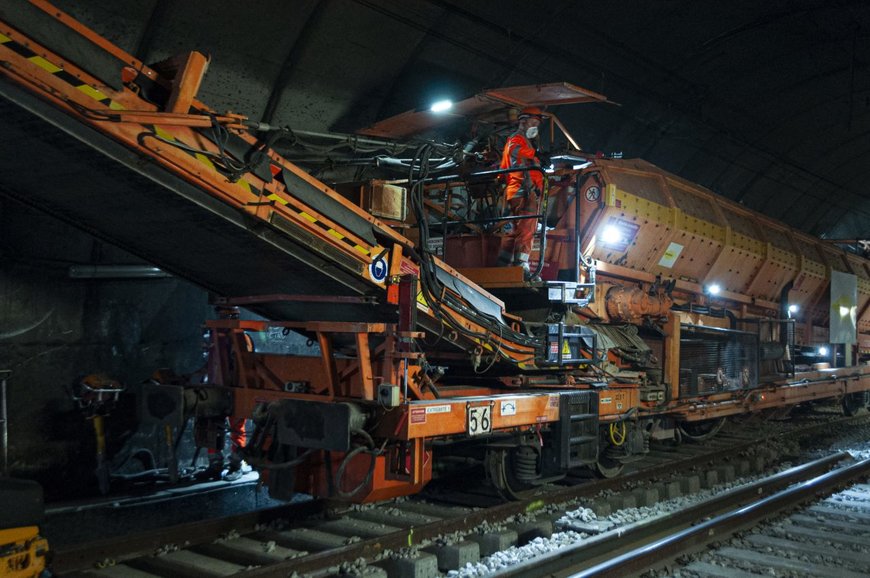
top-left (3, 31), bottom-right (115, 106)
top-left (270, 189), bottom-right (372, 256)
top-left (237, 179), bottom-right (252, 194)
top-left (29, 55), bottom-right (61, 73)
top-left (292, 211), bottom-right (371, 255)
top-left (194, 153), bottom-right (215, 170)
top-left (2, 29), bottom-right (375, 258)
top-left (150, 124), bottom-right (259, 197)
top-left (153, 126), bottom-right (176, 141)
top-left (76, 84), bottom-right (109, 101)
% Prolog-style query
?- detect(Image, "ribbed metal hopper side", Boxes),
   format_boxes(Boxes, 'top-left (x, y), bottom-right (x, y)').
top-left (0, 79), bottom-right (395, 323)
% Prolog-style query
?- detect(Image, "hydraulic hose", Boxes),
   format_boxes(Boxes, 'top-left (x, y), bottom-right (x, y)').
top-left (333, 429), bottom-right (378, 499)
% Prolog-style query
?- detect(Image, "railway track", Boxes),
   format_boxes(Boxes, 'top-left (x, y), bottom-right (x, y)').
top-left (494, 453), bottom-right (870, 577)
top-left (678, 476), bottom-right (870, 577)
top-left (51, 412), bottom-right (869, 577)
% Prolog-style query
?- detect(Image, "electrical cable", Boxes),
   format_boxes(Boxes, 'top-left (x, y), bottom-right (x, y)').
top-left (333, 445), bottom-right (377, 499)
top-left (332, 429), bottom-right (379, 499)
top-left (404, 146), bottom-right (543, 363)
top-left (242, 447), bottom-right (314, 470)
top-left (609, 421), bottom-right (627, 446)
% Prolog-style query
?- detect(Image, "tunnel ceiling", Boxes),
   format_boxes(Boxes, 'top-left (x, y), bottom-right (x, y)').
top-left (48, 0), bottom-right (870, 241)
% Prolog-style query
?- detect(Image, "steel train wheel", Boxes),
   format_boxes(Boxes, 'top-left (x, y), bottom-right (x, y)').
top-left (485, 447), bottom-right (538, 500)
top-left (594, 456), bottom-right (624, 478)
top-left (842, 392), bottom-right (869, 416)
top-left (678, 417), bottom-right (726, 443)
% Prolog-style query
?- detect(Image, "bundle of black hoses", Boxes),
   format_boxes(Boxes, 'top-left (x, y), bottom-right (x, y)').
top-left (405, 144), bottom-right (539, 369)
top-left (331, 429), bottom-right (380, 499)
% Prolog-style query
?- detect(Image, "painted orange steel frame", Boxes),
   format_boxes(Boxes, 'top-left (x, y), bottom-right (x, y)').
top-left (209, 318), bottom-right (637, 437)
top-left (665, 366), bottom-right (870, 421)
top-left (205, 315), bottom-right (641, 500)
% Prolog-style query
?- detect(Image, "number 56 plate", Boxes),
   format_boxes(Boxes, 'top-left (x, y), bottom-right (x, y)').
top-left (467, 405), bottom-right (492, 436)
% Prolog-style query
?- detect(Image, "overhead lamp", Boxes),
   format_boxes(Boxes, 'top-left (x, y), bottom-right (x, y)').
top-left (430, 99), bottom-right (453, 113)
top-left (601, 224), bottom-right (623, 245)
top-left (818, 346), bottom-right (829, 357)
top-left (788, 304), bottom-right (799, 314)
top-left (599, 218), bottom-right (638, 252)
top-left (706, 283), bottom-right (721, 296)
top-left (69, 265), bottom-right (170, 279)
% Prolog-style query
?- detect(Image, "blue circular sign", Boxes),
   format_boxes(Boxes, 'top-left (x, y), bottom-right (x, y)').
top-left (369, 258), bottom-right (388, 282)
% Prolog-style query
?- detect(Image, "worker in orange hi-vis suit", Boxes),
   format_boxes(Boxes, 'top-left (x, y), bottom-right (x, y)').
top-left (498, 106), bottom-right (545, 278)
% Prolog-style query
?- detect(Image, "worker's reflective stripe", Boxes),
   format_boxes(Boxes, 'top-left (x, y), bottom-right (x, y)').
top-left (509, 143), bottom-right (520, 166)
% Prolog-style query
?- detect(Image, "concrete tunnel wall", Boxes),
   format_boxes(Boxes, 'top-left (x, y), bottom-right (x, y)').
top-left (0, 196), bottom-right (212, 496)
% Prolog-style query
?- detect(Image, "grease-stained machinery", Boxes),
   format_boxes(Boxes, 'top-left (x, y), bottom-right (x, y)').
top-left (2, 0), bottom-right (869, 503)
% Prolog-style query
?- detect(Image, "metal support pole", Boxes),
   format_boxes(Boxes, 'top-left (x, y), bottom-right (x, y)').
top-left (0, 369), bottom-right (9, 477)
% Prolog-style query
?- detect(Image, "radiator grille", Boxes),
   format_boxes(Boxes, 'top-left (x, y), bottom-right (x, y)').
top-left (740, 318), bottom-right (796, 379)
top-left (679, 325), bottom-right (758, 397)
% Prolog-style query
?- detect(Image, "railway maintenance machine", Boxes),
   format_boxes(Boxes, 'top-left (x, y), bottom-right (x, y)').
top-left (2, 0), bottom-right (869, 502)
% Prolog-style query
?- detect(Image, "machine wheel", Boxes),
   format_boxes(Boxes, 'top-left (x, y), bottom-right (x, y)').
top-left (678, 417), bottom-right (726, 443)
top-left (485, 447), bottom-right (538, 500)
top-left (594, 456), bottom-right (624, 478)
top-left (842, 392), bottom-right (868, 416)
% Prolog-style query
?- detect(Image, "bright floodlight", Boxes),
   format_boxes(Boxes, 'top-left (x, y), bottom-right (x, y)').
top-left (602, 224), bottom-right (623, 245)
top-left (788, 304), bottom-right (799, 314)
top-left (706, 283), bottom-right (721, 296)
top-left (430, 99), bottom-right (453, 113)
top-left (818, 346), bottom-right (829, 356)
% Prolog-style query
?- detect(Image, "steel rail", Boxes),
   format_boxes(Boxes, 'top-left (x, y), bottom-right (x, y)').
top-left (577, 456), bottom-right (870, 577)
top-left (494, 452), bottom-right (869, 577)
